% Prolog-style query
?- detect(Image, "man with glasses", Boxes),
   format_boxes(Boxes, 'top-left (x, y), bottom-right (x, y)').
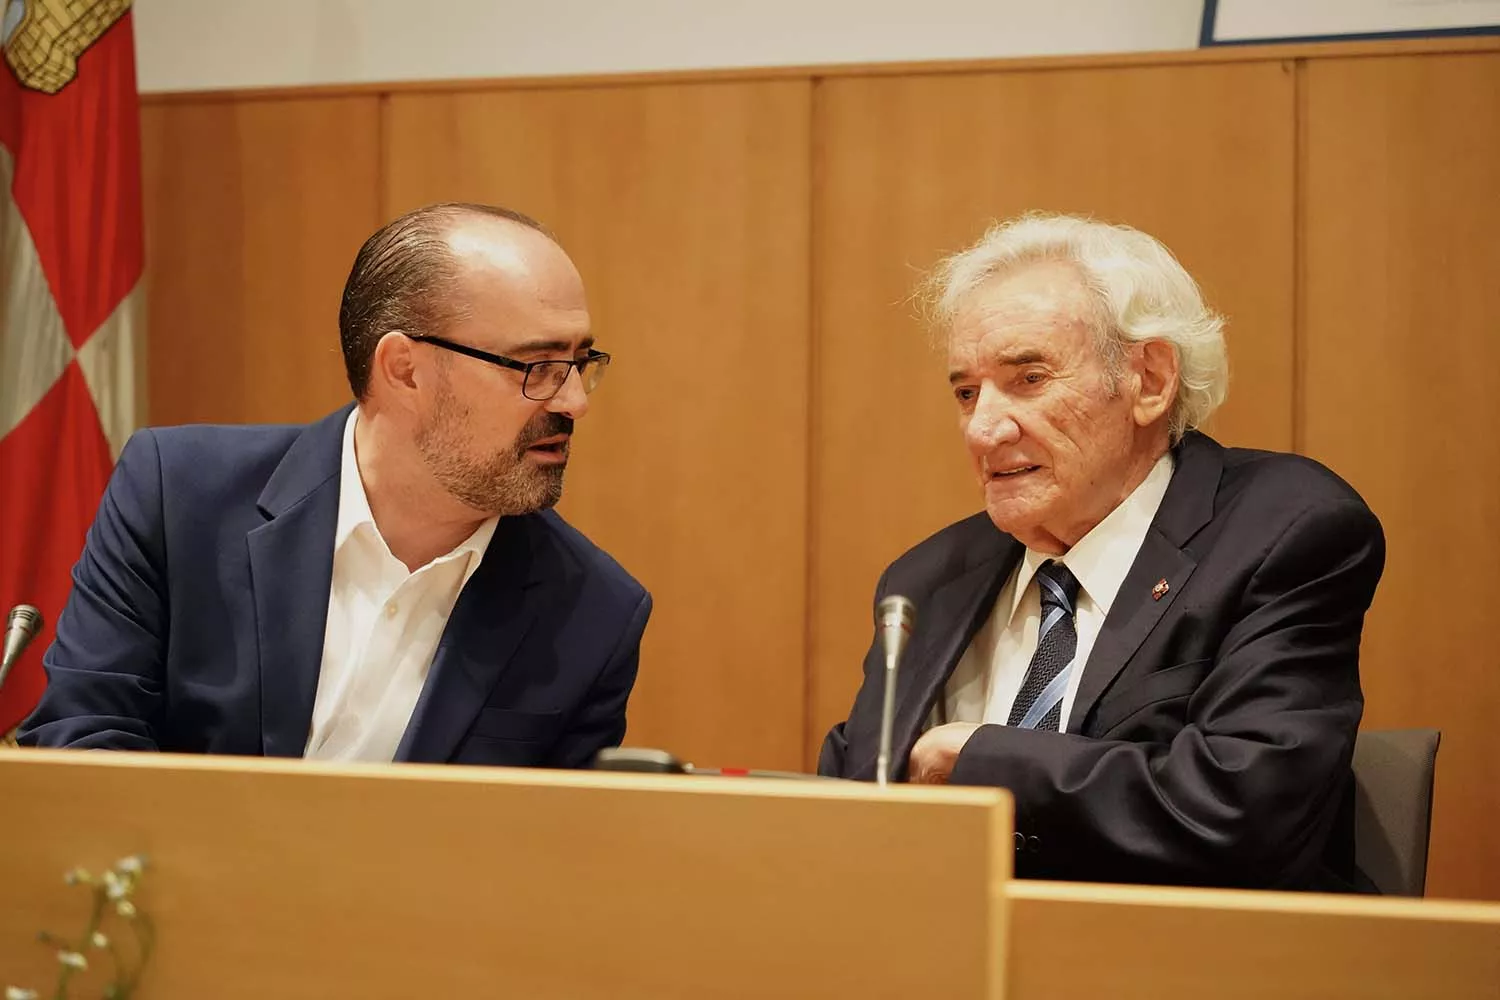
top-left (21, 203), bottom-right (651, 769)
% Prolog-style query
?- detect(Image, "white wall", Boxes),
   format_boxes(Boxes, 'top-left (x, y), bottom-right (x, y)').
top-left (131, 0), bottom-right (1206, 93)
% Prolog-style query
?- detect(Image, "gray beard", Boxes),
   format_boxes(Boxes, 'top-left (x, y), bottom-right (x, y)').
top-left (415, 389), bottom-right (568, 516)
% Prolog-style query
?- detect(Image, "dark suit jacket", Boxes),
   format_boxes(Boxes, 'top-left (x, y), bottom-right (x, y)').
top-left (819, 432), bottom-right (1384, 891)
top-left (20, 405), bottom-right (651, 767)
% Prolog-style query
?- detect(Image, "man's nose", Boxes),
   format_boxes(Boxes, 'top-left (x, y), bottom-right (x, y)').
top-left (964, 384), bottom-right (1020, 451)
top-left (546, 365), bottom-right (590, 419)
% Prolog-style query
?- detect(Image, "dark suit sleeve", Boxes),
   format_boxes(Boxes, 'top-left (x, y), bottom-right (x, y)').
top-left (548, 591), bottom-right (651, 768)
top-left (817, 719), bottom-right (850, 777)
top-left (818, 569), bottom-right (890, 777)
top-left (18, 431), bottom-right (169, 751)
top-left (949, 498), bottom-right (1383, 887)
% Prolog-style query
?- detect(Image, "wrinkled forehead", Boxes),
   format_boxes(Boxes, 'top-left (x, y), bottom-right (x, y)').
top-left (947, 260), bottom-right (1099, 358)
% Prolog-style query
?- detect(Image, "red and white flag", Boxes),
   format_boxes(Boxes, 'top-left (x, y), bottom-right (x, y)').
top-left (0, 1), bottom-right (144, 734)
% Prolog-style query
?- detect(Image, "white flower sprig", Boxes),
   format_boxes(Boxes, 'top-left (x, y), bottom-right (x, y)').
top-left (7, 855), bottom-right (154, 1000)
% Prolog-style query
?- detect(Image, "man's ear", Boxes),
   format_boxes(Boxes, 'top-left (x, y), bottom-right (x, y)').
top-left (1131, 339), bottom-right (1179, 429)
top-left (370, 331), bottom-right (422, 406)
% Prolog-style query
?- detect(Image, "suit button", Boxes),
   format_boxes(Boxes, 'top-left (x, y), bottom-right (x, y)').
top-left (1014, 832), bottom-right (1025, 851)
top-left (1027, 835), bottom-right (1041, 853)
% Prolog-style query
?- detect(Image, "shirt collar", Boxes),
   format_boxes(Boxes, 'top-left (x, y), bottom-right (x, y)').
top-left (1002, 451), bottom-right (1176, 625)
top-left (334, 409), bottom-right (499, 569)
top-left (334, 408), bottom-right (374, 552)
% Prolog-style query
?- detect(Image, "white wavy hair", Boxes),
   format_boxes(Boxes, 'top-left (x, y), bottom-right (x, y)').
top-left (922, 212), bottom-right (1228, 441)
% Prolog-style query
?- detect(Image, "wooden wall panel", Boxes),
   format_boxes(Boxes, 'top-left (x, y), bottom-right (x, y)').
top-left (1302, 52), bottom-right (1500, 900)
top-left (140, 97), bottom-right (380, 425)
top-left (384, 81), bottom-right (813, 770)
top-left (810, 62), bottom-right (1297, 761)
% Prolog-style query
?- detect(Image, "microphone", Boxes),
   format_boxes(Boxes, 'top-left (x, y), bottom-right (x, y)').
top-left (592, 747), bottom-right (690, 774)
top-left (592, 747), bottom-right (836, 781)
top-left (0, 604), bottom-right (44, 692)
top-left (874, 595), bottom-right (916, 787)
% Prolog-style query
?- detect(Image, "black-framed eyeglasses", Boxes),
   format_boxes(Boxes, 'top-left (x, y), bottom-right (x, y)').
top-left (406, 334), bottom-right (611, 401)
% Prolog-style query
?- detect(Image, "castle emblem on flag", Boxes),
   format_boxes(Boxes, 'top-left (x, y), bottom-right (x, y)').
top-left (2, 0), bottom-right (132, 94)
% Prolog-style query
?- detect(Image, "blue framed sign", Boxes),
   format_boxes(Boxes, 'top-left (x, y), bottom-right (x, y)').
top-left (1201, 0), bottom-right (1500, 46)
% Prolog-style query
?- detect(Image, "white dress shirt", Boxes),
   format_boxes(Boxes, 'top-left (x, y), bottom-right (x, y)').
top-left (943, 452), bottom-right (1176, 733)
top-left (304, 410), bottom-right (498, 762)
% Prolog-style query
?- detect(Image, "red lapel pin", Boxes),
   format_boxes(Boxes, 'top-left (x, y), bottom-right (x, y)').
top-left (1152, 578), bottom-right (1170, 601)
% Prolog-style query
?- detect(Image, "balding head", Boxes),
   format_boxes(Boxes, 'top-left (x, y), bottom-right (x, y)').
top-left (338, 202), bottom-right (565, 400)
top-left (438, 212), bottom-right (588, 359)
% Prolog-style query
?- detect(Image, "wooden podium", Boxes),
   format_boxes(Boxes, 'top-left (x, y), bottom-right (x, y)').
top-left (2, 750), bottom-right (1497, 998)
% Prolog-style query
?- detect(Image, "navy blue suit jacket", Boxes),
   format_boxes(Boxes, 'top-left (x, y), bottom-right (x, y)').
top-left (820, 432), bottom-right (1384, 891)
top-left (20, 406), bottom-right (651, 767)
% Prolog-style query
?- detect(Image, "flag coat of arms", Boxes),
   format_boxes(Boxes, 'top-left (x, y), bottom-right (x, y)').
top-left (0, 0), bottom-right (144, 733)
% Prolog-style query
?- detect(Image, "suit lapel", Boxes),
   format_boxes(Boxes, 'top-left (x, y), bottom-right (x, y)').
top-left (248, 406), bottom-right (351, 758)
top-left (885, 541), bottom-right (1022, 778)
top-left (1067, 432), bottom-right (1222, 731)
top-left (1067, 531), bottom-right (1197, 730)
top-left (395, 514), bottom-right (552, 763)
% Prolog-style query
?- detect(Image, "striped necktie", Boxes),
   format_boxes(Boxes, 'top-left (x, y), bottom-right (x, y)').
top-left (1006, 561), bottom-right (1082, 732)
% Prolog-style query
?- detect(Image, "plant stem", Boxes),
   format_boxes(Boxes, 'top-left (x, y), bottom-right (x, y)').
top-left (51, 888), bottom-right (106, 1000)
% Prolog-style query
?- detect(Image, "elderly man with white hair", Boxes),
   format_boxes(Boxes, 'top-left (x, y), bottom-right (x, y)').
top-left (819, 212), bottom-right (1384, 892)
